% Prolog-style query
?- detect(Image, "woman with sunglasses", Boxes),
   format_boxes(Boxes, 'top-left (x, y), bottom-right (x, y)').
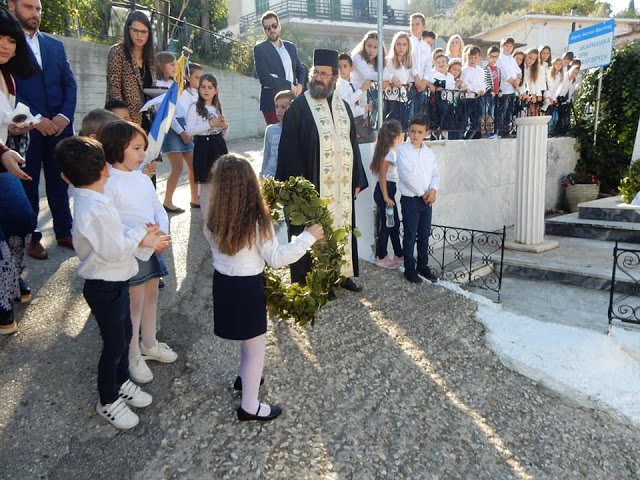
top-left (106, 11), bottom-right (157, 128)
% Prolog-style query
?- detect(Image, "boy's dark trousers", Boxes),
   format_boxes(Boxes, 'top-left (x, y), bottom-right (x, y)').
top-left (401, 195), bottom-right (433, 274)
top-left (83, 279), bottom-right (132, 405)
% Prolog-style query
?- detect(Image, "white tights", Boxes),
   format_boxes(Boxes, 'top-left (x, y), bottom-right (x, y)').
top-left (239, 334), bottom-right (269, 416)
top-left (129, 279), bottom-right (159, 357)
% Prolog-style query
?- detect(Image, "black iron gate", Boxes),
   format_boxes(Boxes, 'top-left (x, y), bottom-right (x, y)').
top-left (428, 225), bottom-right (506, 302)
top-left (608, 241), bottom-right (640, 328)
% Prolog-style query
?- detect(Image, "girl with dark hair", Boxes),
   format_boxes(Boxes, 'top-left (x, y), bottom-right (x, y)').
top-left (99, 121), bottom-right (177, 385)
top-left (0, 6), bottom-right (39, 334)
top-left (106, 10), bottom-right (157, 127)
top-left (205, 153), bottom-right (323, 421)
top-left (370, 119), bottom-right (404, 270)
top-left (350, 30), bottom-right (387, 90)
top-left (184, 73), bottom-right (228, 227)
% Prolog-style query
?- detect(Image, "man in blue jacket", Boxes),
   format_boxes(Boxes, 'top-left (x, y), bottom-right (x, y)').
top-left (253, 11), bottom-right (306, 125)
top-left (9, 0), bottom-right (76, 260)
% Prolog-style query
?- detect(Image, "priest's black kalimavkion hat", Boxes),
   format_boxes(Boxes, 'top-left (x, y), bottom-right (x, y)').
top-left (313, 49), bottom-right (338, 70)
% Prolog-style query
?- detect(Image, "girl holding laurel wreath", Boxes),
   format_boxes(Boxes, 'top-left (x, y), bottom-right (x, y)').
top-left (205, 153), bottom-right (324, 421)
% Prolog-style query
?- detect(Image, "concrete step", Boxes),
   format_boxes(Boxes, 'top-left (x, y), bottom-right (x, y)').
top-left (502, 235), bottom-right (639, 295)
top-left (545, 213), bottom-right (640, 243)
top-left (578, 195), bottom-right (640, 224)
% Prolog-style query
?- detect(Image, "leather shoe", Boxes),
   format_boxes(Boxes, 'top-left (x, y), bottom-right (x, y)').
top-left (343, 277), bottom-right (363, 293)
top-left (57, 236), bottom-right (74, 250)
top-left (404, 271), bottom-right (423, 284)
top-left (327, 290), bottom-right (337, 301)
top-left (27, 240), bottom-right (48, 260)
top-left (237, 404), bottom-right (282, 421)
top-left (233, 375), bottom-right (264, 391)
top-left (417, 267), bottom-right (438, 282)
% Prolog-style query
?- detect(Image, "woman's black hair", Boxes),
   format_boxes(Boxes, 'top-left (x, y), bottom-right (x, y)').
top-left (122, 11), bottom-right (155, 70)
top-left (0, 7), bottom-right (38, 78)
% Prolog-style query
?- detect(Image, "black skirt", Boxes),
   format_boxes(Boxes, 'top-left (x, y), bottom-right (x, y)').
top-left (213, 270), bottom-right (267, 340)
top-left (193, 134), bottom-right (228, 183)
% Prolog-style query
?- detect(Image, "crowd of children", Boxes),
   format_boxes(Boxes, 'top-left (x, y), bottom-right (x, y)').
top-left (15, 11), bottom-right (586, 432)
top-left (333, 13), bottom-right (582, 139)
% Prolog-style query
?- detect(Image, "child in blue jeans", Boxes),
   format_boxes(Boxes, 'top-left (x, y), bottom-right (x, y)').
top-left (394, 114), bottom-right (440, 283)
top-left (370, 119), bottom-right (404, 269)
top-left (54, 136), bottom-right (170, 429)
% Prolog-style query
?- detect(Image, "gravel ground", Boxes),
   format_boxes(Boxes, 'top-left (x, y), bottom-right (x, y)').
top-left (2, 137), bottom-right (640, 479)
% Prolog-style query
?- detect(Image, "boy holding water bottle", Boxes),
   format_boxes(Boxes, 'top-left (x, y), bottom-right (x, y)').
top-left (395, 113), bottom-right (440, 284)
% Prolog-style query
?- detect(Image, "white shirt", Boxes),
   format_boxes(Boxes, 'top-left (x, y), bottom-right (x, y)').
top-left (524, 66), bottom-right (546, 96)
top-left (394, 142), bottom-right (441, 197)
top-left (185, 103), bottom-right (225, 136)
top-left (336, 77), bottom-right (367, 118)
top-left (460, 65), bottom-right (485, 94)
top-left (209, 225), bottom-right (316, 277)
top-left (72, 188), bottom-right (150, 281)
top-left (410, 35), bottom-right (432, 81)
top-left (350, 52), bottom-right (379, 90)
top-left (496, 53), bottom-right (521, 95)
top-left (377, 150), bottom-right (399, 183)
top-left (383, 59), bottom-right (418, 100)
top-left (24, 30), bottom-right (42, 68)
top-left (271, 41), bottom-right (293, 84)
top-left (103, 167), bottom-right (169, 260)
top-left (432, 70), bottom-right (456, 90)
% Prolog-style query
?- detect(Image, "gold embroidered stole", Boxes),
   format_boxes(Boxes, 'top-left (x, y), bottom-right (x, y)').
top-left (305, 90), bottom-right (354, 277)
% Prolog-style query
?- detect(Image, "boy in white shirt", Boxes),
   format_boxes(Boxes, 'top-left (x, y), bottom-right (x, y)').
top-left (495, 37), bottom-right (521, 137)
top-left (409, 13), bottom-right (433, 117)
top-left (54, 136), bottom-right (170, 430)
top-left (394, 114), bottom-right (440, 284)
top-left (460, 45), bottom-right (485, 139)
top-left (336, 52), bottom-right (375, 143)
top-left (260, 90), bottom-right (294, 177)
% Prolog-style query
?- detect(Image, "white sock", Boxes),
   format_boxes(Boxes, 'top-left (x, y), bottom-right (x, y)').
top-left (239, 334), bottom-right (267, 415)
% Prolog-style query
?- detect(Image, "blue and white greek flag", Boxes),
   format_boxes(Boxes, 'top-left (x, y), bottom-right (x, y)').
top-left (144, 82), bottom-right (178, 165)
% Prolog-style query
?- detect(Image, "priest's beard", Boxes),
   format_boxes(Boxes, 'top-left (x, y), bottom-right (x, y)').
top-left (309, 79), bottom-right (336, 99)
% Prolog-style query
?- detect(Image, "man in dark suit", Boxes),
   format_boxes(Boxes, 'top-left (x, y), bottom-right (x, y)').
top-left (253, 11), bottom-right (306, 125)
top-left (9, 0), bottom-right (76, 260)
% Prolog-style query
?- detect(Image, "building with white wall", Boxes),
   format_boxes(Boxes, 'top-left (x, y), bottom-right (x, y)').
top-left (227, 0), bottom-right (413, 47)
top-left (472, 14), bottom-right (640, 60)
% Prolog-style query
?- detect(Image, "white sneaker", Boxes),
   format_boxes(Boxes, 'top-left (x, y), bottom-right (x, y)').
top-left (119, 379), bottom-right (152, 408)
top-left (96, 397), bottom-right (139, 429)
top-left (129, 355), bottom-right (153, 383)
top-left (141, 341), bottom-right (178, 363)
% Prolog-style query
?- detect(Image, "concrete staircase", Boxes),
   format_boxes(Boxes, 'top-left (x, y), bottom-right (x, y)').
top-left (545, 196), bottom-right (640, 243)
top-left (500, 196), bottom-right (640, 294)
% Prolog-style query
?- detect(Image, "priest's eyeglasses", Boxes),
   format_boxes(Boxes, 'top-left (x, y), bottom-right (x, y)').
top-left (311, 70), bottom-right (333, 79)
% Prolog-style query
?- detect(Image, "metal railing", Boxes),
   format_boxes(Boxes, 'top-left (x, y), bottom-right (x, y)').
top-left (428, 225), bottom-right (506, 301)
top-left (240, 0), bottom-right (411, 33)
top-left (608, 242), bottom-right (640, 329)
top-left (366, 84), bottom-right (575, 139)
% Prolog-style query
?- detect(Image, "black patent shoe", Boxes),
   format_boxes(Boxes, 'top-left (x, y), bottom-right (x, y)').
top-left (343, 277), bottom-right (363, 292)
top-left (237, 404), bottom-right (282, 421)
top-left (233, 376), bottom-right (264, 391)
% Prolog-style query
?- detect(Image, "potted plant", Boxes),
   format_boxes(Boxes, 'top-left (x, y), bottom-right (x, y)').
top-left (618, 160), bottom-right (640, 204)
top-left (562, 171), bottom-right (600, 213)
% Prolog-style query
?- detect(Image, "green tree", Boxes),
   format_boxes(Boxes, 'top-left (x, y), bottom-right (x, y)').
top-left (572, 41), bottom-right (640, 193)
top-left (617, 0), bottom-right (640, 17)
top-left (458, 0), bottom-right (528, 17)
top-left (530, 0), bottom-right (610, 16)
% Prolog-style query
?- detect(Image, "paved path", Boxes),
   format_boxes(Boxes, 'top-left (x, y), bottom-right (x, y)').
top-left (2, 137), bottom-right (640, 479)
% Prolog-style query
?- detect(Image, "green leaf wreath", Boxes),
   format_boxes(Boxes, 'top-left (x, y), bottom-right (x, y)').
top-left (261, 176), bottom-right (349, 327)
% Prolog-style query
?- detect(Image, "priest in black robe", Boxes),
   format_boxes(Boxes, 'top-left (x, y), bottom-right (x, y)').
top-left (276, 49), bottom-right (369, 291)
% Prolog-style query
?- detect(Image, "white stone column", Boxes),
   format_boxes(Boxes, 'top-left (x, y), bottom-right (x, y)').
top-left (506, 116), bottom-right (559, 253)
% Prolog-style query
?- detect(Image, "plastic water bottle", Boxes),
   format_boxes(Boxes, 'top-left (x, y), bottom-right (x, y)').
top-left (385, 206), bottom-right (394, 228)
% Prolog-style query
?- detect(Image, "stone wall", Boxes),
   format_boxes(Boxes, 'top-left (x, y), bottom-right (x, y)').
top-left (58, 36), bottom-right (264, 140)
top-left (354, 137), bottom-right (578, 262)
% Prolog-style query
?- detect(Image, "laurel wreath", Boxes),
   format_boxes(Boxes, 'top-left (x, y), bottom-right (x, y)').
top-left (261, 176), bottom-right (349, 327)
